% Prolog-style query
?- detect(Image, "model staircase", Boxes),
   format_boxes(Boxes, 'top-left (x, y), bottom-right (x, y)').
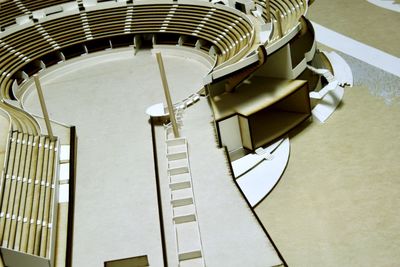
top-left (165, 132), bottom-right (205, 267)
top-left (307, 65), bottom-right (340, 99)
top-left (0, 131), bottom-right (58, 260)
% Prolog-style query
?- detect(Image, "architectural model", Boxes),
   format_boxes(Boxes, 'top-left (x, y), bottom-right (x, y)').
top-left (0, 0), bottom-right (355, 266)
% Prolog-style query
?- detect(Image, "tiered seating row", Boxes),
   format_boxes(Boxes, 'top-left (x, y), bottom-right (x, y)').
top-left (0, 1), bottom-right (26, 30)
top-left (0, 0), bottom-right (74, 30)
top-left (0, 132), bottom-right (58, 259)
top-left (20, 0), bottom-right (73, 12)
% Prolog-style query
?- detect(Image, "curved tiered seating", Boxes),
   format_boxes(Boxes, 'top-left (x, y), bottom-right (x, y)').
top-left (0, 0), bottom-right (73, 30)
top-left (0, 2), bottom-right (255, 103)
top-left (0, 1), bottom-right (25, 30)
top-left (254, 0), bottom-right (306, 43)
top-left (20, 0), bottom-right (73, 12)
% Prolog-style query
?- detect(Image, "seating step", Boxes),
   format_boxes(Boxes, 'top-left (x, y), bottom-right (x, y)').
top-left (169, 180), bottom-right (191, 191)
top-left (173, 205), bottom-right (196, 224)
top-left (171, 188), bottom-right (193, 207)
top-left (166, 138), bottom-right (186, 147)
top-left (168, 166), bottom-right (189, 176)
top-left (166, 151), bottom-right (187, 161)
top-left (179, 250), bottom-right (202, 262)
top-left (168, 158), bottom-right (188, 170)
top-left (170, 172), bottom-right (191, 184)
top-left (176, 222), bottom-right (202, 260)
top-left (167, 143), bottom-right (187, 155)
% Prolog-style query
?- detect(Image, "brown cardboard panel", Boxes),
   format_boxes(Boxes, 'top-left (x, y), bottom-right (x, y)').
top-left (211, 77), bottom-right (307, 120)
top-left (104, 255), bottom-right (149, 267)
top-left (238, 115), bottom-right (252, 150)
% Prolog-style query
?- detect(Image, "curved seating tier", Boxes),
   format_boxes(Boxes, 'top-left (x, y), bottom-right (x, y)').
top-left (21, 0), bottom-right (73, 13)
top-left (0, 1), bottom-right (26, 30)
top-left (0, 2), bottom-right (255, 135)
top-left (254, 0), bottom-right (306, 43)
top-left (0, 0), bottom-right (74, 30)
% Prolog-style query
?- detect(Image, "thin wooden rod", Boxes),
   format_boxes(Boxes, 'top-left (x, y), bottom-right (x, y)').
top-left (155, 52), bottom-right (180, 138)
top-left (275, 10), bottom-right (283, 38)
top-left (33, 75), bottom-right (54, 140)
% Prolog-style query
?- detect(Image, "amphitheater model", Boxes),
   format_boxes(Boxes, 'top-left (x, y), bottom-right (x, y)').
top-left (0, 0), bottom-right (353, 266)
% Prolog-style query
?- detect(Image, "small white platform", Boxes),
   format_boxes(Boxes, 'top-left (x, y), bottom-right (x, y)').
top-left (146, 103), bottom-right (168, 118)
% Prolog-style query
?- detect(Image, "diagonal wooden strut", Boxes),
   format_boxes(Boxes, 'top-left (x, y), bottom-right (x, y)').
top-left (156, 52), bottom-right (180, 138)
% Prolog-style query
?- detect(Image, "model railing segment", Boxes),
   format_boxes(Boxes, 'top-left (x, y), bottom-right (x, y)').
top-left (0, 0), bottom-right (76, 30)
top-left (21, 0), bottom-right (72, 13)
top-left (0, 1), bottom-right (25, 30)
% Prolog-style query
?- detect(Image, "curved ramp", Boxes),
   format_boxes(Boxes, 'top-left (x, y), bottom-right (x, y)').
top-left (309, 51), bottom-right (352, 123)
top-left (233, 137), bottom-right (290, 207)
